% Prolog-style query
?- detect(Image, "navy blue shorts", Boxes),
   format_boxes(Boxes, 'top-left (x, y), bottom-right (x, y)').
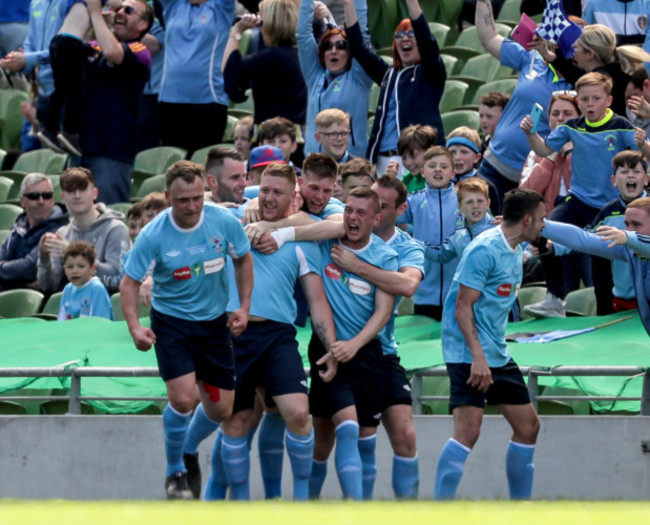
top-left (308, 334), bottom-right (384, 427)
top-left (382, 354), bottom-right (412, 409)
top-left (447, 359), bottom-right (530, 411)
top-left (150, 308), bottom-right (235, 390)
top-left (231, 321), bottom-right (307, 413)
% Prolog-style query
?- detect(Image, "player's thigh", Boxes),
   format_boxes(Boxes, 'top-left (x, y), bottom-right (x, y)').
top-left (222, 408), bottom-right (254, 438)
top-left (497, 403), bottom-right (540, 444)
top-left (451, 405), bottom-right (484, 448)
top-left (197, 379), bottom-right (234, 423)
top-left (332, 405), bottom-right (359, 427)
top-left (382, 403), bottom-right (417, 457)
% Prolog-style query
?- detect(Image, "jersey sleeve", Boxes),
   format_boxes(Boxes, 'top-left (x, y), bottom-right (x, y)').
top-left (455, 243), bottom-right (493, 292)
top-left (225, 212), bottom-right (251, 259)
top-left (545, 123), bottom-right (570, 152)
top-left (295, 241), bottom-right (322, 276)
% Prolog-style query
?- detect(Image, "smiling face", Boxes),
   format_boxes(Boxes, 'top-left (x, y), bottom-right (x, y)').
top-left (259, 174), bottom-right (294, 222)
top-left (166, 176), bottom-right (204, 230)
top-left (577, 84), bottom-right (612, 122)
top-left (208, 157), bottom-right (247, 204)
top-left (422, 154), bottom-right (455, 189)
top-left (394, 26), bottom-right (421, 67)
top-left (112, 0), bottom-right (149, 43)
top-left (459, 190), bottom-right (490, 227)
top-left (298, 170), bottom-right (335, 215)
top-left (315, 123), bottom-right (351, 160)
top-left (343, 195), bottom-right (380, 249)
top-left (323, 33), bottom-right (350, 74)
top-left (401, 147), bottom-right (426, 176)
top-left (63, 255), bottom-right (96, 287)
top-left (612, 162), bottom-right (649, 203)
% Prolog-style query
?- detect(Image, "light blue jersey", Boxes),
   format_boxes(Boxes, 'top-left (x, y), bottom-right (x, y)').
top-left (124, 203), bottom-right (250, 321)
top-left (58, 276), bottom-right (113, 321)
top-left (442, 227), bottom-right (523, 367)
top-left (311, 198), bottom-right (344, 220)
top-left (382, 228), bottom-right (425, 355)
top-left (159, 0), bottom-right (234, 105)
top-left (227, 241), bottom-right (321, 324)
top-left (425, 214), bottom-right (497, 263)
top-left (319, 236), bottom-right (398, 345)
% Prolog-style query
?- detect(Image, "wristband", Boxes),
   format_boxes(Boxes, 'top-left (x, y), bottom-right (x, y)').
top-left (270, 227), bottom-right (295, 249)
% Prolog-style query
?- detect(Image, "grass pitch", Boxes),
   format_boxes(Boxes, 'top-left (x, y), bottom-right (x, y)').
top-left (1, 501), bottom-right (649, 525)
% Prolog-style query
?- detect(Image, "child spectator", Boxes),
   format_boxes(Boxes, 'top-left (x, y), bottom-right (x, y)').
top-left (314, 108), bottom-right (355, 164)
top-left (396, 124), bottom-right (438, 194)
top-left (446, 126), bottom-right (500, 215)
top-left (339, 158), bottom-right (375, 202)
top-left (127, 202), bottom-right (144, 241)
top-left (246, 145), bottom-right (286, 187)
top-left (58, 240), bottom-right (113, 320)
top-left (140, 192), bottom-right (168, 225)
top-left (478, 91), bottom-right (510, 153)
top-left (258, 116), bottom-right (301, 172)
top-left (398, 146), bottom-right (461, 320)
top-left (522, 71), bottom-right (650, 317)
top-left (233, 115), bottom-right (254, 162)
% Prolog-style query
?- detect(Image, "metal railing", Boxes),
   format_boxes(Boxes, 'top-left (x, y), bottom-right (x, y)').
top-left (1, 365), bottom-right (649, 415)
top-left (411, 365), bottom-right (650, 415)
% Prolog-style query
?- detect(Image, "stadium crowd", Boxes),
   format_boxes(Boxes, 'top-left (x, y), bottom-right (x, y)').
top-left (2, 0), bottom-right (650, 502)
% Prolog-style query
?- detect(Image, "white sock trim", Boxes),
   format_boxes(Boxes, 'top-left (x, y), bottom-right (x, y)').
top-left (449, 438), bottom-right (471, 453)
top-left (509, 440), bottom-right (535, 450)
top-left (335, 420), bottom-right (359, 432)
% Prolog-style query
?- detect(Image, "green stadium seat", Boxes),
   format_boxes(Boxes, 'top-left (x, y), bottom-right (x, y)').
top-left (189, 144), bottom-right (235, 165)
top-left (0, 89), bottom-right (30, 151)
top-left (0, 175), bottom-right (13, 202)
top-left (0, 203), bottom-right (22, 229)
top-left (368, 83), bottom-right (381, 116)
top-left (441, 53), bottom-right (459, 75)
top-left (441, 109), bottom-right (480, 134)
top-left (131, 146), bottom-right (186, 197)
top-left (0, 229), bottom-right (9, 244)
top-left (452, 53), bottom-right (503, 103)
top-left (108, 202), bottom-right (134, 220)
top-left (565, 287), bottom-right (597, 317)
top-left (367, 0), bottom-right (401, 49)
top-left (418, 0), bottom-right (439, 27)
top-left (471, 78), bottom-right (518, 106)
top-left (39, 400), bottom-right (94, 415)
top-left (2, 171), bottom-right (25, 200)
top-left (496, 0), bottom-right (523, 26)
top-left (28, 291), bottom-right (64, 320)
top-left (44, 152), bottom-right (68, 175)
top-left (0, 400), bottom-right (27, 415)
top-left (13, 149), bottom-right (56, 173)
top-left (442, 24), bottom-right (511, 71)
top-left (0, 288), bottom-right (44, 318)
top-left (0, 148), bottom-right (6, 169)
top-left (133, 173), bottom-right (166, 201)
top-left (517, 285), bottom-right (547, 320)
top-left (440, 79), bottom-right (469, 113)
top-left (228, 89), bottom-right (255, 118)
top-left (111, 292), bottom-right (151, 321)
top-left (47, 174), bottom-right (62, 202)
top-left (428, 22), bottom-right (452, 47)
top-left (222, 114), bottom-right (239, 143)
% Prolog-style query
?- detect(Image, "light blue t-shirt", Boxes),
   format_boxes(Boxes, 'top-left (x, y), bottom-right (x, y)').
top-left (382, 227), bottom-right (425, 355)
top-left (58, 276), bottom-right (113, 321)
top-left (227, 240), bottom-right (321, 324)
top-left (309, 198), bottom-right (344, 220)
top-left (124, 203), bottom-right (250, 321)
top-left (441, 227), bottom-right (522, 368)
top-left (319, 235), bottom-right (398, 347)
top-left (378, 90), bottom-right (399, 153)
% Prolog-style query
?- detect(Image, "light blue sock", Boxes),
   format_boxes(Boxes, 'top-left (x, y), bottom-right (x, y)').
top-left (506, 440), bottom-right (535, 500)
top-left (309, 460), bottom-right (327, 499)
top-left (183, 402), bottom-right (220, 454)
top-left (434, 438), bottom-right (470, 500)
top-left (334, 421), bottom-right (362, 500)
top-left (204, 428), bottom-right (228, 500)
top-left (258, 412), bottom-right (286, 499)
top-left (358, 434), bottom-right (377, 500)
top-left (221, 434), bottom-right (250, 500)
top-left (392, 454), bottom-right (419, 499)
top-left (286, 428), bottom-right (314, 501)
top-left (163, 403), bottom-right (192, 477)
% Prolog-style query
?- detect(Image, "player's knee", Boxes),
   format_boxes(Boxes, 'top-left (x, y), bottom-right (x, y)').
top-left (204, 402), bottom-right (233, 424)
top-left (168, 394), bottom-right (197, 415)
top-left (391, 423), bottom-right (417, 457)
top-left (522, 414), bottom-right (541, 442)
top-left (282, 405), bottom-right (311, 434)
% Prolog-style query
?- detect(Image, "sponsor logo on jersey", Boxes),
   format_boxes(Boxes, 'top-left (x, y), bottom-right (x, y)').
top-left (187, 244), bottom-right (207, 255)
top-left (204, 258), bottom-right (225, 274)
top-left (173, 266), bottom-right (192, 280)
top-left (166, 250), bottom-right (181, 258)
top-left (496, 283), bottom-right (512, 296)
top-left (325, 263), bottom-right (342, 280)
top-left (349, 277), bottom-right (371, 296)
top-left (191, 263), bottom-right (203, 277)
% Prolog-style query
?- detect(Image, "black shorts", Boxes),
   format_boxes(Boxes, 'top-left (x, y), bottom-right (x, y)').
top-left (231, 321), bottom-right (307, 413)
top-left (447, 359), bottom-right (530, 411)
top-left (308, 334), bottom-right (384, 427)
top-left (382, 354), bottom-right (413, 409)
top-left (150, 308), bottom-right (235, 390)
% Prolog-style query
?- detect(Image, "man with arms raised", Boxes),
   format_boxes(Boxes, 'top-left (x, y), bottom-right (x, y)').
top-left (434, 188), bottom-right (544, 500)
top-left (120, 160), bottom-right (253, 500)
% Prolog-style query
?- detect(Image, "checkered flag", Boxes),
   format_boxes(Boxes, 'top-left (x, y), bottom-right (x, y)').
top-left (535, 0), bottom-right (582, 58)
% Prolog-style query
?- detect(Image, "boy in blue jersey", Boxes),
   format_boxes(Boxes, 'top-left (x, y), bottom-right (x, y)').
top-left (543, 197), bottom-right (650, 335)
top-left (521, 71), bottom-right (650, 318)
top-left (120, 160), bottom-right (254, 500)
top-left (424, 177), bottom-right (496, 264)
top-left (434, 188), bottom-right (545, 500)
top-left (308, 186), bottom-right (398, 500)
top-left (58, 240), bottom-right (113, 320)
top-left (398, 145), bottom-right (462, 321)
top-left (206, 164), bottom-right (337, 502)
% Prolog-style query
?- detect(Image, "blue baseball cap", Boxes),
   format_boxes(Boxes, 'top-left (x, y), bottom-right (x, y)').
top-left (249, 146), bottom-right (286, 169)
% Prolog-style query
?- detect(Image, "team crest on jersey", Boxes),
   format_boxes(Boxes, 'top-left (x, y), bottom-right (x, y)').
top-left (211, 236), bottom-right (225, 254)
top-left (638, 16), bottom-right (648, 31)
top-left (191, 263), bottom-right (204, 277)
top-left (173, 266), bottom-right (192, 280)
top-left (496, 283), bottom-right (512, 297)
top-left (604, 134), bottom-right (617, 151)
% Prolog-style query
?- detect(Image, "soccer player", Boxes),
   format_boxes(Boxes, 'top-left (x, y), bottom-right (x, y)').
top-left (309, 186), bottom-right (398, 500)
top-left (206, 163), bottom-right (337, 501)
top-left (434, 188), bottom-right (544, 500)
top-left (120, 160), bottom-right (253, 500)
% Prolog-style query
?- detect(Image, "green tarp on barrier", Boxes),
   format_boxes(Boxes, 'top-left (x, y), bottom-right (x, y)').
top-left (1, 310), bottom-right (647, 413)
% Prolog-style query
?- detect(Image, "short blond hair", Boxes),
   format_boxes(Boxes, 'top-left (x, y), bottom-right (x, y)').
top-left (315, 108), bottom-right (350, 129)
top-left (447, 126), bottom-right (481, 149)
top-left (259, 0), bottom-right (298, 46)
top-left (575, 71), bottom-right (613, 96)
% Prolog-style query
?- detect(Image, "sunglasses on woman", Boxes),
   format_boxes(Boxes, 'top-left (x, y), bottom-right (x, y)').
top-left (394, 30), bottom-right (415, 40)
top-left (323, 40), bottom-right (349, 51)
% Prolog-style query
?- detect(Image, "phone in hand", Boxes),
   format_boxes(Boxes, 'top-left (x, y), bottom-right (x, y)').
top-left (529, 103), bottom-right (544, 134)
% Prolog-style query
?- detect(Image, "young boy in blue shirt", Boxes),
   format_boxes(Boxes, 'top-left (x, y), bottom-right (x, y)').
top-left (58, 240), bottom-right (113, 320)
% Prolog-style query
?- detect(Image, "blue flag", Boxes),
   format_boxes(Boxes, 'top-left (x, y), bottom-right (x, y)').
top-left (535, 0), bottom-right (583, 58)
